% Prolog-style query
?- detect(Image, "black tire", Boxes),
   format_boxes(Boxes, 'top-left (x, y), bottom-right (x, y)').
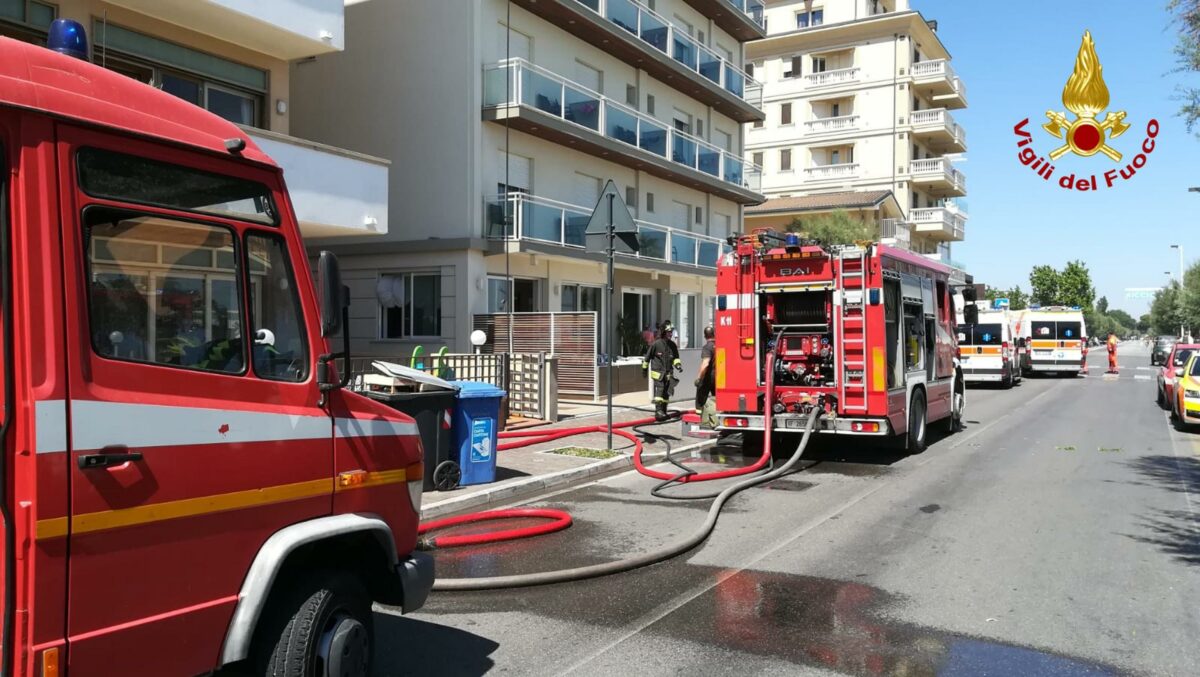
top-left (433, 460), bottom-right (461, 491)
top-left (939, 378), bottom-right (965, 434)
top-left (255, 572), bottom-right (374, 677)
top-left (1002, 367), bottom-right (1014, 389)
top-left (906, 391), bottom-right (928, 453)
top-left (1157, 387), bottom-right (1167, 409)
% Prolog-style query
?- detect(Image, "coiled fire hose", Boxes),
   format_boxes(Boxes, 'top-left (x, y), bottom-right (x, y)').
top-left (425, 353), bottom-right (822, 591)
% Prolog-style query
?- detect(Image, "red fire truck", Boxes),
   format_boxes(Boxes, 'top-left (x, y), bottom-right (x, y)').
top-left (0, 29), bottom-right (431, 676)
top-left (714, 231), bottom-right (966, 451)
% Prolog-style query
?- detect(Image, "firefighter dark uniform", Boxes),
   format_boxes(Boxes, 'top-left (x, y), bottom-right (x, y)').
top-left (643, 323), bottom-right (682, 418)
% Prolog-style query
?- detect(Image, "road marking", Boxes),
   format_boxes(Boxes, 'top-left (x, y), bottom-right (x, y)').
top-left (1136, 367), bottom-right (1156, 371)
top-left (1134, 375), bottom-right (1151, 381)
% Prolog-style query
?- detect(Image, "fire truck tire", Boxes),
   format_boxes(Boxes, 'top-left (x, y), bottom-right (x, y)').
top-left (906, 392), bottom-right (928, 453)
top-left (256, 571), bottom-right (373, 677)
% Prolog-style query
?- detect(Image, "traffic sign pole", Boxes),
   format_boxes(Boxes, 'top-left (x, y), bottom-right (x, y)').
top-left (606, 192), bottom-right (614, 453)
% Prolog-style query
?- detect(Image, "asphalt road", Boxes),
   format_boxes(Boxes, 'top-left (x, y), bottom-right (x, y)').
top-left (378, 342), bottom-right (1200, 676)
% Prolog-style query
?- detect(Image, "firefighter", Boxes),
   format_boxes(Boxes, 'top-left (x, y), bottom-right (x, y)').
top-left (1107, 331), bottom-right (1119, 373)
top-left (694, 325), bottom-right (716, 424)
top-left (643, 321), bottom-right (682, 418)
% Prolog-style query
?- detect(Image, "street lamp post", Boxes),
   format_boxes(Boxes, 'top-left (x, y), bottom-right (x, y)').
top-left (1171, 244), bottom-right (1186, 339)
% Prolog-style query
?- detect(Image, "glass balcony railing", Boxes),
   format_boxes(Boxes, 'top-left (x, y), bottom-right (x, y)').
top-left (484, 59), bottom-right (763, 194)
top-left (572, 0), bottom-right (763, 108)
top-left (485, 192), bottom-right (730, 269)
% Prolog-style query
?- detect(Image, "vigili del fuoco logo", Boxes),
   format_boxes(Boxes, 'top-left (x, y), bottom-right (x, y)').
top-left (1013, 30), bottom-right (1158, 191)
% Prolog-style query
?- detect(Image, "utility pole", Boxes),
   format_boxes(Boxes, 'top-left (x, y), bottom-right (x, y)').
top-left (1171, 243), bottom-right (1185, 339)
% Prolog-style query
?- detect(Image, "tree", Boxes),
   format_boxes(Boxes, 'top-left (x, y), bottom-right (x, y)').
top-left (1151, 281), bottom-right (1184, 336)
top-left (1138, 314), bottom-right (1152, 333)
top-left (1029, 265), bottom-right (1060, 306)
top-left (1058, 260), bottom-right (1096, 311)
top-left (985, 285), bottom-right (1029, 310)
top-left (1181, 260), bottom-right (1200, 335)
top-left (787, 210), bottom-right (873, 246)
top-left (1096, 296), bottom-right (1109, 314)
top-left (1107, 309), bottom-right (1136, 329)
top-left (1170, 0), bottom-right (1200, 135)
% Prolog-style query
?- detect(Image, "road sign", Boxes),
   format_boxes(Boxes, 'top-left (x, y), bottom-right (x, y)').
top-left (1124, 287), bottom-right (1162, 299)
top-left (993, 298), bottom-right (1010, 309)
top-left (585, 180), bottom-right (640, 255)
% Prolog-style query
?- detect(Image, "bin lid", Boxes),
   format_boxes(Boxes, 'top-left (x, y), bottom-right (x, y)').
top-left (455, 380), bottom-right (506, 399)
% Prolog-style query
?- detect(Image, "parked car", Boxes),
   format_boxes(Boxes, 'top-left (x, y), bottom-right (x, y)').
top-left (1172, 352), bottom-right (1200, 430)
top-left (1151, 336), bottom-right (1178, 366)
top-left (1158, 344), bottom-right (1200, 409)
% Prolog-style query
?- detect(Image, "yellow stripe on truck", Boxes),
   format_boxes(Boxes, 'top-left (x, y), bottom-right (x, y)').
top-left (872, 347), bottom-right (885, 392)
top-left (716, 348), bottom-right (726, 390)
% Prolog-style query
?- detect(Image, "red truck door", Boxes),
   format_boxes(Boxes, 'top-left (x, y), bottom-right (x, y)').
top-left (56, 127), bottom-right (333, 675)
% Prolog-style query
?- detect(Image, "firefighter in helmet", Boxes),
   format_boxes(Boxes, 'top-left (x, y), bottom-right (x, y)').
top-left (642, 320), bottom-right (682, 418)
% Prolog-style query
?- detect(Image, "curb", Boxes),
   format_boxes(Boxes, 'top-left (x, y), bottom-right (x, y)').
top-left (419, 437), bottom-right (718, 520)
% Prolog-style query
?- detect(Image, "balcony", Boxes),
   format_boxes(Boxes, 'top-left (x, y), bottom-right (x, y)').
top-left (247, 129), bottom-right (387, 239)
top-left (104, 0), bottom-right (343, 60)
top-left (805, 67), bottom-right (862, 89)
top-left (803, 163), bottom-right (860, 181)
top-left (879, 218), bottom-right (911, 249)
top-left (910, 108), bottom-right (966, 152)
top-left (510, 0), bottom-right (763, 122)
top-left (483, 59), bottom-right (763, 204)
top-left (910, 207), bottom-right (966, 242)
top-left (676, 0), bottom-right (767, 40)
top-left (909, 158), bottom-right (966, 196)
top-left (804, 115), bottom-right (860, 136)
top-left (910, 59), bottom-right (967, 108)
top-left (484, 193), bottom-right (728, 269)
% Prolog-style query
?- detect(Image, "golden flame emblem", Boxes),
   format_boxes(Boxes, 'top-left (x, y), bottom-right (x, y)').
top-left (1042, 31), bottom-right (1130, 161)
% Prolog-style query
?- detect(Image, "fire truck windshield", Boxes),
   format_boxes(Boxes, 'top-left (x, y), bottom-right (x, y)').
top-left (77, 147), bottom-right (277, 225)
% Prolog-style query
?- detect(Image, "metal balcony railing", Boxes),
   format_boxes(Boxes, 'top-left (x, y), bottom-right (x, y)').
top-left (485, 192), bottom-right (730, 269)
top-left (572, 0), bottom-right (763, 107)
top-left (484, 59), bottom-right (762, 194)
top-left (722, 0), bottom-right (766, 28)
top-left (879, 218), bottom-right (911, 248)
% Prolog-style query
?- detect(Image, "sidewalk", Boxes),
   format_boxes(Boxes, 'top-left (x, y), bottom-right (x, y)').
top-left (420, 398), bottom-right (713, 520)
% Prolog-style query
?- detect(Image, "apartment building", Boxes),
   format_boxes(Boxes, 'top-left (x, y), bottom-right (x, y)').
top-left (0, 0), bottom-right (389, 240)
top-left (744, 0), bottom-right (966, 267)
top-left (290, 0), bottom-right (767, 357)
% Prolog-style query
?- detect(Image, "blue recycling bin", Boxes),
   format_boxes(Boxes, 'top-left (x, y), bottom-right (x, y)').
top-left (452, 381), bottom-right (506, 486)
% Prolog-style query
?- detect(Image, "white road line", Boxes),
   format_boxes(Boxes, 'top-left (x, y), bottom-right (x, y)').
top-left (1134, 375), bottom-right (1151, 381)
top-left (1136, 367), bottom-right (1156, 371)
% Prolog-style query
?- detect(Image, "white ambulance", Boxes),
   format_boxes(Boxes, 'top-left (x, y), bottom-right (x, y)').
top-left (956, 303), bottom-right (1022, 387)
top-left (1017, 306), bottom-right (1088, 376)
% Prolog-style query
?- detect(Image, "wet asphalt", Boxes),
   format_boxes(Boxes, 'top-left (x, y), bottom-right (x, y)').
top-left (375, 344), bottom-right (1200, 676)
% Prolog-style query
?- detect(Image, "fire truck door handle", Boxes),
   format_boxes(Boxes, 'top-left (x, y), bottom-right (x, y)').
top-left (78, 446), bottom-right (143, 470)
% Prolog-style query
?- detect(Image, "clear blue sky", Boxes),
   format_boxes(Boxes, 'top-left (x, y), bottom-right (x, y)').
top-left (916, 0), bottom-right (1196, 317)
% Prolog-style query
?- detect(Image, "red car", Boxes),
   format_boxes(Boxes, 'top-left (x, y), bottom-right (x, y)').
top-left (1158, 343), bottom-right (1200, 409)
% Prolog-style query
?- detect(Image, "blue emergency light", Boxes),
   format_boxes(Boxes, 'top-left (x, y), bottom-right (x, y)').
top-left (47, 19), bottom-right (89, 61)
top-left (785, 233), bottom-right (801, 250)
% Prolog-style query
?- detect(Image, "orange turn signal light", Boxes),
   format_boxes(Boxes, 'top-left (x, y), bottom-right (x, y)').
top-left (337, 470), bottom-right (368, 488)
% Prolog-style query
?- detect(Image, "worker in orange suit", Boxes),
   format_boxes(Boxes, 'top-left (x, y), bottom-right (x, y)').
top-left (1106, 332), bottom-right (1118, 374)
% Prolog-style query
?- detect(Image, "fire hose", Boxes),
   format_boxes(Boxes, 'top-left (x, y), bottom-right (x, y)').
top-left (422, 352), bottom-right (823, 591)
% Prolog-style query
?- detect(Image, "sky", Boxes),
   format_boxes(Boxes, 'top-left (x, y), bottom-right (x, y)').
top-left (914, 0), bottom-right (1197, 317)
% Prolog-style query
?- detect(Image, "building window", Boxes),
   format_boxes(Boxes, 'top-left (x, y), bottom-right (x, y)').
top-left (783, 55), bottom-right (803, 78)
top-left (646, 192), bottom-right (655, 212)
top-left (562, 283), bottom-right (603, 313)
top-left (695, 206), bottom-right (703, 224)
top-left (780, 149), bottom-right (793, 171)
top-left (744, 63), bottom-right (754, 77)
top-left (752, 151), bottom-right (764, 167)
top-left (781, 103), bottom-right (793, 125)
top-left (670, 293), bottom-right (698, 349)
top-left (647, 94), bottom-right (656, 115)
top-left (379, 272), bottom-right (442, 339)
top-left (92, 21), bottom-right (267, 127)
top-left (813, 56), bottom-right (827, 73)
top-left (0, 0), bottom-right (56, 44)
top-left (625, 186), bottom-right (638, 209)
top-left (796, 9), bottom-right (824, 28)
top-left (753, 117), bottom-right (764, 129)
top-left (626, 84), bottom-right (638, 106)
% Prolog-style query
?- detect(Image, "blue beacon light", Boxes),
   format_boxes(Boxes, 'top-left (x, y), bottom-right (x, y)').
top-left (47, 19), bottom-right (89, 61)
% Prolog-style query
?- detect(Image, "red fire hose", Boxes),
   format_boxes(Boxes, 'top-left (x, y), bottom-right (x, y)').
top-left (418, 353), bottom-right (780, 552)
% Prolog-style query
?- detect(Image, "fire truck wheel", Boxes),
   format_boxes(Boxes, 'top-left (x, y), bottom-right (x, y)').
top-left (906, 392), bottom-right (927, 454)
top-left (257, 571), bottom-right (374, 677)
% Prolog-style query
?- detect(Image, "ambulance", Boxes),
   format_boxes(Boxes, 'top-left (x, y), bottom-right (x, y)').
top-left (956, 304), bottom-right (1022, 387)
top-left (1017, 306), bottom-right (1088, 376)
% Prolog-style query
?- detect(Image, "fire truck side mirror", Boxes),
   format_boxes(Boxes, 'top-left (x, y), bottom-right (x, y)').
top-left (318, 251), bottom-right (347, 337)
top-left (963, 305), bottom-right (979, 325)
top-left (961, 286), bottom-right (977, 302)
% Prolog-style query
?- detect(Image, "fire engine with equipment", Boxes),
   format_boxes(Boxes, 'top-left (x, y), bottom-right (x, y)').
top-left (713, 230), bottom-right (968, 452)
top-left (0, 24), bottom-right (432, 677)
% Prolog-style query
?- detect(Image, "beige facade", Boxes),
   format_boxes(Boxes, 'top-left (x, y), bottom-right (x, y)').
top-left (291, 0), bottom-right (766, 356)
top-left (746, 0), bottom-right (966, 261)
top-left (0, 0), bottom-right (389, 239)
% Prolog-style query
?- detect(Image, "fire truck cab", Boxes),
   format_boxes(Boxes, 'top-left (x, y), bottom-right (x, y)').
top-left (714, 231), bottom-right (964, 452)
top-left (0, 35), bottom-right (431, 676)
